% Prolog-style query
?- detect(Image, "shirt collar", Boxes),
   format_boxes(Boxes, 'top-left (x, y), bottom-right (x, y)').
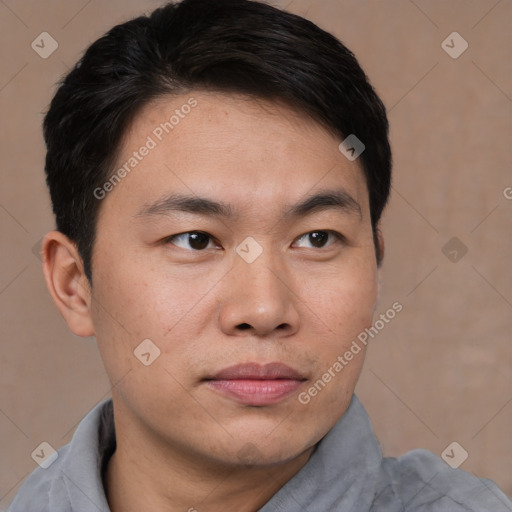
top-left (259, 394), bottom-right (384, 511)
top-left (59, 397), bottom-right (114, 512)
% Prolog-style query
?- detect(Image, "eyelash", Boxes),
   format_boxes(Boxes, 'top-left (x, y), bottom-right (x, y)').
top-left (163, 230), bottom-right (346, 251)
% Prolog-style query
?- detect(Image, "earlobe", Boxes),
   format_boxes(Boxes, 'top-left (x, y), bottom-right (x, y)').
top-left (41, 231), bottom-right (95, 337)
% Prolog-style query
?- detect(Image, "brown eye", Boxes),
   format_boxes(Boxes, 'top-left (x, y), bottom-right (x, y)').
top-left (165, 231), bottom-right (215, 251)
top-left (308, 231), bottom-right (329, 248)
top-left (294, 230), bottom-right (344, 249)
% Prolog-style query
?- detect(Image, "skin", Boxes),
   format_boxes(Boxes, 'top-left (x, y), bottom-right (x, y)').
top-left (42, 91), bottom-right (383, 512)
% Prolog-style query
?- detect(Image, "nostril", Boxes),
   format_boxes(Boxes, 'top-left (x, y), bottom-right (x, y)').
top-left (237, 323), bottom-right (251, 330)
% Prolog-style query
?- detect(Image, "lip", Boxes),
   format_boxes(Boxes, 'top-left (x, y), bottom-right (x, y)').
top-left (209, 362), bottom-right (305, 381)
top-left (205, 362), bottom-right (306, 406)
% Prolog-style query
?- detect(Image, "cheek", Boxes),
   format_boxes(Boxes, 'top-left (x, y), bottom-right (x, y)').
top-left (298, 269), bottom-right (375, 418)
top-left (88, 253), bottom-right (162, 375)
top-left (302, 259), bottom-right (378, 338)
top-left (90, 254), bottom-right (208, 359)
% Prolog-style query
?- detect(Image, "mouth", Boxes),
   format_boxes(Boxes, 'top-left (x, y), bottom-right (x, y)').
top-left (204, 362), bottom-right (307, 406)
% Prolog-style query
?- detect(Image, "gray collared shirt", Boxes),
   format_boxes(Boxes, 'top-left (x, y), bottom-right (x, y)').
top-left (7, 395), bottom-right (512, 511)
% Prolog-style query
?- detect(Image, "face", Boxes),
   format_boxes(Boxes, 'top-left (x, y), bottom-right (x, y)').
top-left (89, 91), bottom-right (379, 467)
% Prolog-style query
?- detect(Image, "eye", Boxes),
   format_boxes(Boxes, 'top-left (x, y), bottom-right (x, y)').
top-left (164, 231), bottom-right (218, 251)
top-left (293, 230), bottom-right (345, 249)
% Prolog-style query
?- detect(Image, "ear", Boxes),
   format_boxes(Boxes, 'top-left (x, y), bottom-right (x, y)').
top-left (375, 226), bottom-right (385, 267)
top-left (41, 230), bottom-right (94, 337)
top-left (374, 226), bottom-right (385, 308)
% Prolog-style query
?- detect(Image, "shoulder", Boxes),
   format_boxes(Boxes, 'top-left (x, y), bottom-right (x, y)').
top-left (6, 444), bottom-right (71, 512)
top-left (6, 398), bottom-right (114, 512)
top-left (376, 448), bottom-right (512, 511)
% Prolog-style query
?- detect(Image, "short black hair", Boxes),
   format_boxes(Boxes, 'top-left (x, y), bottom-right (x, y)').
top-left (43, 0), bottom-right (392, 282)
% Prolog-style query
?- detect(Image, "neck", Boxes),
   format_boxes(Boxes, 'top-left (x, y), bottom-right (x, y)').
top-left (104, 404), bottom-right (316, 512)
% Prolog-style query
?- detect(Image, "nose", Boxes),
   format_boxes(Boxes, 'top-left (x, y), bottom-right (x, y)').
top-left (218, 248), bottom-right (300, 338)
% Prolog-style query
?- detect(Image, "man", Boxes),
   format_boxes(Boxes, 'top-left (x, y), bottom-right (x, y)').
top-left (7, 0), bottom-right (511, 510)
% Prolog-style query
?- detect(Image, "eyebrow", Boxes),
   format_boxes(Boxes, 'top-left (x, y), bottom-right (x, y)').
top-left (135, 189), bottom-right (362, 221)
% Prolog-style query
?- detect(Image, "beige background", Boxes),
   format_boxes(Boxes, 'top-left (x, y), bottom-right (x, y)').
top-left (1, 0), bottom-right (511, 507)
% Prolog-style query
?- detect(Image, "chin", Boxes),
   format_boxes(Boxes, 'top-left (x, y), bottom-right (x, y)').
top-left (216, 428), bottom-right (316, 468)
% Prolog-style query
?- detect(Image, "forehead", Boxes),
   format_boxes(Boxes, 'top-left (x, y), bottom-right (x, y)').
top-left (103, 91), bottom-right (370, 221)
